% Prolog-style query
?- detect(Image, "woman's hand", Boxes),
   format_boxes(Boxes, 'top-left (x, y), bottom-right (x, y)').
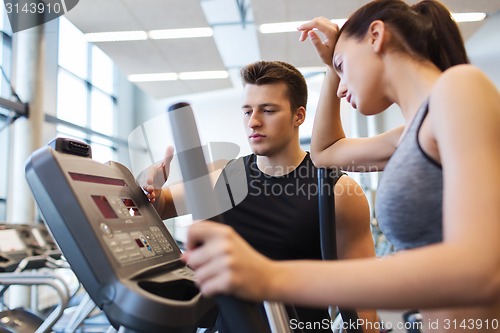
top-left (298, 17), bottom-right (340, 67)
top-left (183, 221), bottom-right (275, 301)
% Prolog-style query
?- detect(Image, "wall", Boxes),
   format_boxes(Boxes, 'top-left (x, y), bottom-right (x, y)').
top-left (466, 11), bottom-right (500, 89)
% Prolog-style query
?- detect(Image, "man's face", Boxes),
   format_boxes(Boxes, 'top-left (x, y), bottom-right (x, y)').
top-left (242, 82), bottom-right (298, 157)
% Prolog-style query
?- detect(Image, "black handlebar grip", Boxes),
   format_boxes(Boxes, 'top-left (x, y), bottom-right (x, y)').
top-left (318, 168), bottom-right (363, 333)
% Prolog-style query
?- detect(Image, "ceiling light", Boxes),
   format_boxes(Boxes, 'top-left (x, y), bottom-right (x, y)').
top-left (128, 71), bottom-right (229, 82)
top-left (452, 12), bottom-right (486, 23)
top-left (259, 21), bottom-right (308, 34)
top-left (298, 66), bottom-right (327, 74)
top-left (259, 19), bottom-right (347, 34)
top-left (85, 31), bottom-right (148, 42)
top-left (128, 73), bottom-right (178, 82)
top-left (178, 71), bottom-right (229, 80)
top-left (259, 12), bottom-right (486, 35)
top-left (148, 27), bottom-right (213, 40)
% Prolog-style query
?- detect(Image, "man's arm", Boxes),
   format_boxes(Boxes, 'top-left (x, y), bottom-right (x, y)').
top-left (136, 148), bottom-right (228, 220)
top-left (152, 187), bottom-right (178, 220)
top-left (334, 175), bottom-right (378, 332)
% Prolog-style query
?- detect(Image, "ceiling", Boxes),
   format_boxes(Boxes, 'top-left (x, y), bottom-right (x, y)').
top-left (64, 0), bottom-right (500, 99)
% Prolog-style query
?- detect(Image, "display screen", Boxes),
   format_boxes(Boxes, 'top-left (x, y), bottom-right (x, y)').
top-left (122, 198), bottom-right (142, 217)
top-left (92, 195), bottom-right (118, 219)
top-left (70, 172), bottom-right (126, 186)
top-left (122, 198), bottom-right (136, 208)
top-left (92, 195), bottom-right (142, 219)
top-left (126, 207), bottom-right (141, 217)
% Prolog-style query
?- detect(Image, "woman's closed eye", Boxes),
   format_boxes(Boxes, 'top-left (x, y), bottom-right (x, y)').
top-left (334, 61), bottom-right (343, 73)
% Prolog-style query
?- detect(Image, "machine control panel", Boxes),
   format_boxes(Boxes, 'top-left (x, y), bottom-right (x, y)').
top-left (63, 165), bottom-right (180, 270)
top-left (101, 226), bottom-right (174, 265)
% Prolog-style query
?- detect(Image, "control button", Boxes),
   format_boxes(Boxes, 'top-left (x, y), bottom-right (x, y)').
top-left (115, 233), bottom-right (132, 241)
top-left (116, 254), bottom-right (128, 262)
top-left (128, 252), bottom-right (143, 260)
top-left (120, 239), bottom-right (133, 246)
top-left (113, 247), bottom-right (124, 253)
top-left (100, 223), bottom-right (112, 237)
top-left (152, 247), bottom-right (163, 253)
top-left (123, 245), bottom-right (136, 252)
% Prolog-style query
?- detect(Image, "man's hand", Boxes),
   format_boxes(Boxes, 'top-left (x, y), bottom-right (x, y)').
top-left (136, 146), bottom-right (174, 203)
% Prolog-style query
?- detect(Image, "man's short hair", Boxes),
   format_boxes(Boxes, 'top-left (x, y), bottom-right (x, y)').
top-left (240, 61), bottom-right (308, 112)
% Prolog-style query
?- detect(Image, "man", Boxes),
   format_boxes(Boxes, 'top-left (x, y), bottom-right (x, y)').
top-left (140, 61), bottom-right (377, 333)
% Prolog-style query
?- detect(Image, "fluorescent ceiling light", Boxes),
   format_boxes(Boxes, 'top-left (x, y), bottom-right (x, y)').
top-left (85, 27), bottom-right (212, 42)
top-left (298, 66), bottom-right (327, 74)
top-left (259, 19), bottom-right (347, 34)
top-left (128, 71), bottom-right (229, 82)
top-left (452, 12), bottom-right (486, 23)
top-left (179, 71), bottom-right (228, 80)
top-left (85, 31), bottom-right (147, 42)
top-left (128, 73), bottom-right (178, 82)
top-left (148, 27), bottom-right (213, 40)
top-left (259, 21), bottom-right (308, 34)
top-left (259, 12), bottom-right (486, 34)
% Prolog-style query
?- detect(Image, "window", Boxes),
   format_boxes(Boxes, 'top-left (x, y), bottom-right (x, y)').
top-left (57, 17), bottom-right (116, 163)
top-left (0, 5), bottom-right (13, 220)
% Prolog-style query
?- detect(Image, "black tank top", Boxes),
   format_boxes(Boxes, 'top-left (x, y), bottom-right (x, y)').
top-left (217, 153), bottom-right (324, 260)
top-left (214, 153), bottom-right (334, 332)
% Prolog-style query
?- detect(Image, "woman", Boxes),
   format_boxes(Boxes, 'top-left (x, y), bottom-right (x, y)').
top-left (184, 1), bottom-right (500, 331)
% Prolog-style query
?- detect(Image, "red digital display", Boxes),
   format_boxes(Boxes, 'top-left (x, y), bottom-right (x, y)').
top-left (121, 198), bottom-right (142, 217)
top-left (127, 207), bottom-right (141, 217)
top-left (92, 195), bottom-right (118, 219)
top-left (70, 172), bottom-right (126, 186)
top-left (121, 198), bottom-right (136, 207)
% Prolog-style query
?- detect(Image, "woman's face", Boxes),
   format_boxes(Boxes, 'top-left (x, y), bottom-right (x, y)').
top-left (333, 33), bottom-right (392, 115)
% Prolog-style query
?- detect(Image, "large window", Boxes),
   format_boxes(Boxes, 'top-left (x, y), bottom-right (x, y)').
top-left (0, 6), bottom-right (13, 220)
top-left (57, 17), bottom-right (116, 163)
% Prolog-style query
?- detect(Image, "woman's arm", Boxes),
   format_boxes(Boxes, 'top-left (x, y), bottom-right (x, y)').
top-left (269, 241), bottom-right (498, 309)
top-left (310, 66), bottom-right (402, 171)
top-left (185, 222), bottom-right (498, 309)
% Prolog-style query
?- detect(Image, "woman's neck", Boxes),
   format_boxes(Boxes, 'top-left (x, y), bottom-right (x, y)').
top-left (383, 55), bottom-right (442, 123)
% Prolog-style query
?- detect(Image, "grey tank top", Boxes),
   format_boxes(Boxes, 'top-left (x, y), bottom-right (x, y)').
top-left (375, 100), bottom-right (443, 251)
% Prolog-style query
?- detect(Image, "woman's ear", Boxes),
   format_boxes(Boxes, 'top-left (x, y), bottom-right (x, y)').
top-left (368, 20), bottom-right (386, 53)
top-left (294, 107), bottom-right (306, 127)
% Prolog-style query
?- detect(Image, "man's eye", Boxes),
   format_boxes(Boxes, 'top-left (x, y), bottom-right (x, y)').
top-left (264, 110), bottom-right (275, 113)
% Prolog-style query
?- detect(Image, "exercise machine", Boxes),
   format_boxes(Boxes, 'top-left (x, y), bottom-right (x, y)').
top-left (0, 224), bottom-right (70, 333)
top-left (25, 103), bottom-right (274, 332)
top-left (26, 140), bottom-right (218, 332)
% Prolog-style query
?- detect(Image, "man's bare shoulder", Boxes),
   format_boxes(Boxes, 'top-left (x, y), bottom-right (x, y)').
top-left (334, 174), bottom-right (365, 197)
